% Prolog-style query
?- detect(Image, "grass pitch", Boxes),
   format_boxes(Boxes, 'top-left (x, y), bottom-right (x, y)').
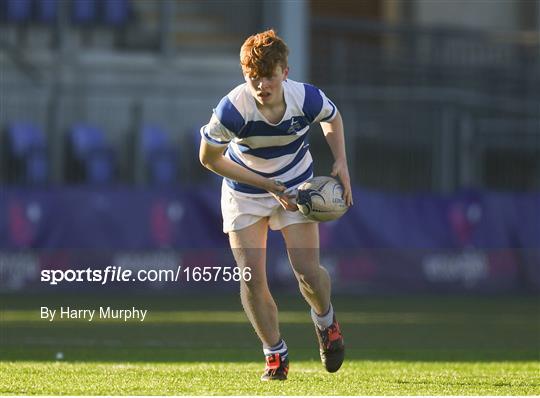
top-left (1, 293), bottom-right (539, 395)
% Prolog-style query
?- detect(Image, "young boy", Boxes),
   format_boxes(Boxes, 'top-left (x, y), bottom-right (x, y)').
top-left (199, 29), bottom-right (353, 381)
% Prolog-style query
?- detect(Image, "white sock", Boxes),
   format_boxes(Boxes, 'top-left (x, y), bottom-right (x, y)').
top-left (311, 303), bottom-right (334, 330)
top-left (263, 338), bottom-right (288, 360)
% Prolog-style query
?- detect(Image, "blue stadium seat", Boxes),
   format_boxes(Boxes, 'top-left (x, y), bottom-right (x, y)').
top-left (103, 0), bottom-right (129, 25)
top-left (26, 150), bottom-right (49, 184)
top-left (70, 123), bottom-right (106, 158)
top-left (142, 124), bottom-right (168, 154)
top-left (37, 0), bottom-right (58, 23)
top-left (141, 124), bottom-right (177, 185)
top-left (5, 0), bottom-right (32, 22)
top-left (68, 124), bottom-right (115, 184)
top-left (7, 122), bottom-right (49, 184)
top-left (72, 0), bottom-right (97, 24)
top-left (9, 122), bottom-right (46, 156)
top-left (148, 153), bottom-right (176, 185)
top-left (86, 149), bottom-right (114, 184)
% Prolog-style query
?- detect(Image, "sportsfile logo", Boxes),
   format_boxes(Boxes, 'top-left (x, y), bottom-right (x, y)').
top-left (40, 266), bottom-right (252, 285)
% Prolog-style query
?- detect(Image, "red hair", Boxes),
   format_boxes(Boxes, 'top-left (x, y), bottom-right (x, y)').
top-left (240, 29), bottom-right (289, 78)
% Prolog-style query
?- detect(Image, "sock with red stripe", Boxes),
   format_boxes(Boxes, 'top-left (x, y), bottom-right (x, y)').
top-left (263, 338), bottom-right (288, 361)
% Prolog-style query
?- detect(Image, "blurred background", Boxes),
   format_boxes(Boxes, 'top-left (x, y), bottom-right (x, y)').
top-left (0, 0), bottom-right (539, 295)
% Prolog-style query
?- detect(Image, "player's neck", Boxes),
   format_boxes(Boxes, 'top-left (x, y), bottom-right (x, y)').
top-left (256, 91), bottom-right (286, 124)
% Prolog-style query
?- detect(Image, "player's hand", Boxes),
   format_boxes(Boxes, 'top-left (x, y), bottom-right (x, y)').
top-left (331, 158), bottom-right (354, 206)
top-left (274, 193), bottom-right (298, 212)
top-left (265, 180), bottom-right (298, 212)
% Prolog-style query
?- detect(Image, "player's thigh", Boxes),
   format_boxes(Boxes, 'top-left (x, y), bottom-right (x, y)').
top-left (281, 222), bottom-right (320, 274)
top-left (229, 217), bottom-right (269, 281)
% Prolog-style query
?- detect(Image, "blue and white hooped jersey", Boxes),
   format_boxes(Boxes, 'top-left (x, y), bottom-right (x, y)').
top-left (201, 79), bottom-right (337, 196)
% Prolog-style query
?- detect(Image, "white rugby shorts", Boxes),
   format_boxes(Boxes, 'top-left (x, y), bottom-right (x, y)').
top-left (221, 181), bottom-right (315, 233)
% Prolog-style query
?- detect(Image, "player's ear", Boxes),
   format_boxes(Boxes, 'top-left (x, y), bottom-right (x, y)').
top-left (283, 66), bottom-right (289, 80)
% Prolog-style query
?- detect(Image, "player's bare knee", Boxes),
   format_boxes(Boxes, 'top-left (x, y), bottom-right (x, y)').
top-left (240, 276), bottom-right (268, 294)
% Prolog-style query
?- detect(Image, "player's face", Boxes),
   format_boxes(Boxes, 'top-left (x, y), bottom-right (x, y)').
top-left (245, 65), bottom-right (289, 106)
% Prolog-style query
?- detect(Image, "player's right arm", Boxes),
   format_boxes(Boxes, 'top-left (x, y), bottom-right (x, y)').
top-left (199, 139), bottom-right (288, 200)
top-left (199, 140), bottom-right (296, 211)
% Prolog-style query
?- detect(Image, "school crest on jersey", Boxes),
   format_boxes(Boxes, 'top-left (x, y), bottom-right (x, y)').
top-left (287, 117), bottom-right (303, 135)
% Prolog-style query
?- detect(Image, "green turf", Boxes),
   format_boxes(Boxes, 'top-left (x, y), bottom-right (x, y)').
top-left (1, 293), bottom-right (539, 395)
top-left (2, 360), bottom-right (538, 395)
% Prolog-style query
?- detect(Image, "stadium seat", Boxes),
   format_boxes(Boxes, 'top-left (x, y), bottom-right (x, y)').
top-left (148, 153), bottom-right (176, 185)
top-left (86, 149), bottom-right (114, 184)
top-left (70, 124), bottom-right (107, 157)
top-left (103, 0), bottom-right (129, 25)
top-left (6, 122), bottom-right (49, 184)
top-left (5, 0), bottom-right (32, 22)
top-left (37, 0), bottom-right (58, 23)
top-left (9, 122), bottom-right (46, 156)
top-left (141, 124), bottom-right (177, 185)
top-left (72, 0), bottom-right (97, 24)
top-left (26, 149), bottom-right (49, 184)
top-left (68, 124), bottom-right (115, 184)
top-left (142, 124), bottom-right (168, 154)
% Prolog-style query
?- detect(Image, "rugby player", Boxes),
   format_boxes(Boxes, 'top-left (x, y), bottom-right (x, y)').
top-left (199, 29), bottom-right (353, 381)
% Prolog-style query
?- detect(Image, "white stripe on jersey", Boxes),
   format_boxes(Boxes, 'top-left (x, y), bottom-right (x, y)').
top-left (228, 133), bottom-right (309, 174)
top-left (233, 129), bottom-right (307, 149)
top-left (201, 79), bottom-right (337, 196)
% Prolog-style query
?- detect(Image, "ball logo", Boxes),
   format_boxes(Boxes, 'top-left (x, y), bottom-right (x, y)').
top-left (332, 184), bottom-right (344, 204)
top-left (296, 188), bottom-right (325, 214)
top-left (296, 176), bottom-right (348, 222)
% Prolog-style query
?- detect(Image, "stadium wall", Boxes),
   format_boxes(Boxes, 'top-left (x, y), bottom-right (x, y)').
top-left (1, 185), bottom-right (538, 294)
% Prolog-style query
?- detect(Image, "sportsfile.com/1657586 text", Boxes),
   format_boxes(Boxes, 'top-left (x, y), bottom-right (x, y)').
top-left (40, 266), bottom-right (252, 285)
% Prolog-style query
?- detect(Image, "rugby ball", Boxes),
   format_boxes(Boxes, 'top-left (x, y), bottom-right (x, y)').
top-left (296, 176), bottom-right (348, 222)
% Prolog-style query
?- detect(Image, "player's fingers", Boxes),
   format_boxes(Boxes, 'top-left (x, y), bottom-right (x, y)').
top-left (282, 196), bottom-right (297, 211)
top-left (343, 191), bottom-right (350, 206)
top-left (340, 178), bottom-right (353, 206)
top-left (334, 166), bottom-right (353, 206)
top-left (345, 190), bottom-right (353, 206)
top-left (271, 193), bottom-right (285, 207)
top-left (282, 202), bottom-right (296, 211)
top-left (272, 191), bottom-right (297, 211)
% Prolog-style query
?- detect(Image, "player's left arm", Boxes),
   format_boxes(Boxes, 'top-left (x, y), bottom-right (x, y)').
top-left (320, 110), bottom-right (354, 206)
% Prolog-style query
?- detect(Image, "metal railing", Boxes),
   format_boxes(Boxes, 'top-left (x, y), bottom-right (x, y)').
top-left (310, 18), bottom-right (540, 192)
top-left (1, 15), bottom-right (539, 192)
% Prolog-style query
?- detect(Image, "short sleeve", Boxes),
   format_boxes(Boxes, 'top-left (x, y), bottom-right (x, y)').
top-left (200, 114), bottom-right (235, 146)
top-left (315, 89), bottom-right (337, 123)
top-left (302, 83), bottom-right (338, 124)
